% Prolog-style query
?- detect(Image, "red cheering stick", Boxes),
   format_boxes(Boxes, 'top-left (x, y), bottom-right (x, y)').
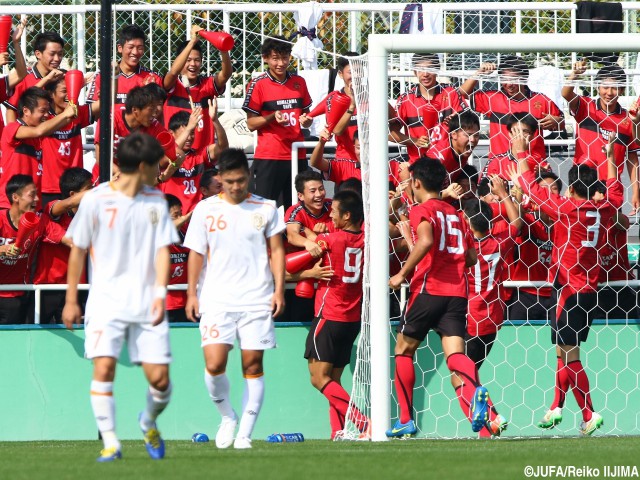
top-left (14, 211), bottom-right (38, 250)
top-left (65, 70), bottom-right (84, 105)
top-left (307, 100), bottom-right (327, 119)
top-left (0, 16), bottom-right (12, 54)
top-left (285, 241), bottom-right (328, 273)
top-left (295, 278), bottom-right (316, 299)
top-left (198, 30), bottom-right (234, 52)
top-left (325, 92), bottom-right (352, 133)
top-left (156, 130), bottom-right (177, 160)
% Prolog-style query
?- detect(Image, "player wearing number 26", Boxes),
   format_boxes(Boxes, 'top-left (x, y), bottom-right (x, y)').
top-left (184, 148), bottom-right (286, 449)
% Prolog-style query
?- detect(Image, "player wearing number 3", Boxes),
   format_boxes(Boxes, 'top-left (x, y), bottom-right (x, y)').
top-left (62, 133), bottom-right (179, 462)
top-left (184, 148), bottom-right (286, 449)
top-left (243, 37), bottom-right (313, 209)
top-left (387, 158), bottom-right (509, 438)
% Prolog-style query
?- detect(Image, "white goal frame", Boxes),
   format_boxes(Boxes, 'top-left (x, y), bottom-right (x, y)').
top-left (367, 33), bottom-right (640, 442)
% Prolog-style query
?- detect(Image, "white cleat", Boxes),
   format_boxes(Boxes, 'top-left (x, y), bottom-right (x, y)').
top-left (233, 437), bottom-right (252, 449)
top-left (579, 412), bottom-right (603, 436)
top-left (215, 414), bottom-right (238, 449)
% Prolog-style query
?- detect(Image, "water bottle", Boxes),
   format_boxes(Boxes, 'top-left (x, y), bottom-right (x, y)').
top-left (266, 432), bottom-right (305, 443)
top-left (192, 432), bottom-right (210, 442)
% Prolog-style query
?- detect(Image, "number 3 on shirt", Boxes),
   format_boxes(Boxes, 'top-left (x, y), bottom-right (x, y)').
top-left (436, 211), bottom-right (464, 254)
top-left (343, 247), bottom-right (362, 283)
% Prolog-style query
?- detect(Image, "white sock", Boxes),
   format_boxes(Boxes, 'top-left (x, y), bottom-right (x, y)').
top-left (236, 375), bottom-right (265, 439)
top-left (140, 383), bottom-right (172, 431)
top-left (204, 371), bottom-right (236, 419)
top-left (90, 381), bottom-right (120, 450)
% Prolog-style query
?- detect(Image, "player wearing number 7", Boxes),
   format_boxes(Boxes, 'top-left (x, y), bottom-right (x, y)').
top-left (62, 133), bottom-right (180, 462)
top-left (506, 126), bottom-right (623, 436)
top-left (388, 158), bottom-right (509, 439)
top-left (184, 148), bottom-right (286, 449)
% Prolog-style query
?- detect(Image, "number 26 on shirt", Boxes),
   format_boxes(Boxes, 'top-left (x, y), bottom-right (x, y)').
top-left (206, 214), bottom-right (227, 232)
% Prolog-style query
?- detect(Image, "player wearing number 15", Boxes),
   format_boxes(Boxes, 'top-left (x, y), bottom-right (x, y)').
top-left (62, 133), bottom-right (180, 461)
top-left (243, 36), bottom-right (313, 209)
top-left (388, 158), bottom-right (508, 438)
top-left (184, 148), bottom-right (286, 450)
top-left (507, 127), bottom-right (623, 436)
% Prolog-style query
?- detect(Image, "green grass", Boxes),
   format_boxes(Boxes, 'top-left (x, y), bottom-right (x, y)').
top-left (1, 438), bottom-right (639, 480)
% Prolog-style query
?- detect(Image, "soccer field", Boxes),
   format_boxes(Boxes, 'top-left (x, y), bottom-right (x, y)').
top-left (1, 438), bottom-right (639, 480)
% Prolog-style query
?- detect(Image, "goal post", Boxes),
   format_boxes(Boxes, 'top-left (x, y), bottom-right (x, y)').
top-left (366, 33), bottom-right (640, 442)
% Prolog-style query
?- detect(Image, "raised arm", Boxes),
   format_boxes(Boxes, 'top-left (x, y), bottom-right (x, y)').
top-left (164, 25), bottom-right (204, 91)
top-left (459, 62), bottom-right (495, 98)
top-left (15, 104), bottom-right (77, 140)
top-left (206, 98), bottom-right (229, 160)
top-left (489, 174), bottom-right (522, 233)
top-left (562, 60), bottom-right (586, 113)
top-left (7, 17), bottom-right (27, 89)
top-left (309, 129), bottom-right (331, 172)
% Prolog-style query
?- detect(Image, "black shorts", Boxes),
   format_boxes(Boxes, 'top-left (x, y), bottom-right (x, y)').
top-left (304, 317), bottom-right (360, 368)
top-left (596, 286), bottom-right (640, 321)
top-left (398, 293), bottom-right (467, 341)
top-left (250, 158), bottom-right (308, 209)
top-left (464, 332), bottom-right (497, 368)
top-left (507, 290), bottom-right (554, 322)
top-left (552, 289), bottom-right (598, 346)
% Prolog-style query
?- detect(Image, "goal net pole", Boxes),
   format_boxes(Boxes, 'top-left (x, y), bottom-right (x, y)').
top-left (367, 33), bottom-right (640, 442)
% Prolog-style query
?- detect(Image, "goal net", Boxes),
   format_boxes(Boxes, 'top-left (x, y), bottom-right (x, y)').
top-left (342, 33), bottom-right (640, 441)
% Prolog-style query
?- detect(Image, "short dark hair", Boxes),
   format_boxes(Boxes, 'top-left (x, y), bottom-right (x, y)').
top-left (498, 55), bottom-right (529, 77)
top-left (596, 65), bottom-right (626, 85)
top-left (538, 170), bottom-right (563, 193)
top-left (294, 170), bottom-right (324, 194)
top-left (449, 110), bottom-right (480, 132)
top-left (567, 164), bottom-right (598, 199)
top-left (33, 32), bottom-right (65, 54)
top-left (464, 199), bottom-right (493, 233)
top-left (117, 132), bottom-right (165, 173)
top-left (118, 24), bottom-right (146, 46)
top-left (59, 168), bottom-right (92, 199)
top-left (459, 164), bottom-right (479, 184)
top-left (168, 111), bottom-right (191, 131)
top-left (506, 112), bottom-right (539, 133)
top-left (6, 174), bottom-right (35, 204)
top-left (261, 36), bottom-right (291, 57)
top-left (17, 87), bottom-right (52, 118)
top-left (412, 53), bottom-right (440, 69)
top-left (477, 177), bottom-right (491, 197)
top-left (43, 75), bottom-right (65, 95)
top-left (217, 148), bottom-right (250, 174)
top-left (333, 190), bottom-right (364, 225)
top-left (409, 157), bottom-right (447, 193)
top-left (200, 168), bottom-right (219, 189)
top-left (175, 39), bottom-right (202, 59)
top-left (336, 177), bottom-right (362, 196)
top-left (353, 130), bottom-right (359, 142)
top-left (144, 82), bottom-right (167, 104)
top-left (165, 193), bottom-right (182, 211)
top-left (337, 52), bottom-right (358, 72)
top-left (125, 86), bottom-right (156, 114)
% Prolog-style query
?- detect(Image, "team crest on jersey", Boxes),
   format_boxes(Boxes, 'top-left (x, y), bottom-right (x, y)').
top-left (148, 207), bottom-right (159, 225)
top-left (252, 213), bottom-right (266, 230)
top-left (533, 101), bottom-right (542, 110)
top-left (293, 82), bottom-right (301, 90)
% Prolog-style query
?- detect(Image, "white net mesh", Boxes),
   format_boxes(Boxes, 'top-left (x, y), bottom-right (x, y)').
top-left (342, 49), bottom-right (640, 440)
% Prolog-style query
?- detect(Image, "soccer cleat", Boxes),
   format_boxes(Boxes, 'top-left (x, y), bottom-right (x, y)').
top-left (470, 386), bottom-right (490, 433)
top-left (96, 447), bottom-right (122, 462)
top-left (486, 414), bottom-right (509, 437)
top-left (385, 419), bottom-right (417, 438)
top-left (139, 413), bottom-right (165, 460)
top-left (537, 407), bottom-right (563, 429)
top-left (357, 422), bottom-right (372, 441)
top-left (215, 414), bottom-right (238, 449)
top-left (579, 412), bottom-right (603, 436)
top-left (233, 437), bottom-right (252, 449)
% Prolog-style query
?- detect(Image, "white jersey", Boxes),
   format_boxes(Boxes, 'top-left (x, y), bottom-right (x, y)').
top-left (184, 193), bottom-right (285, 313)
top-left (67, 182), bottom-right (179, 322)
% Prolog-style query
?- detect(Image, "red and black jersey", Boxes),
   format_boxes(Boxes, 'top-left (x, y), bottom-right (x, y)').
top-left (466, 226), bottom-right (518, 336)
top-left (482, 152), bottom-right (551, 181)
top-left (164, 75), bottom-right (225, 152)
top-left (518, 170), bottom-right (623, 293)
top-left (471, 88), bottom-right (563, 161)
top-left (314, 90), bottom-right (358, 161)
top-left (160, 148), bottom-right (213, 213)
top-left (598, 216), bottom-right (634, 283)
top-left (3, 66), bottom-right (49, 112)
top-left (571, 97), bottom-right (639, 179)
top-left (41, 105), bottom-right (94, 194)
top-left (325, 158), bottom-right (361, 187)
top-left (0, 121), bottom-right (43, 209)
top-left (426, 126), bottom-right (466, 182)
top-left (0, 76), bottom-right (12, 148)
top-left (284, 199), bottom-right (332, 252)
top-left (87, 65), bottom-right (163, 107)
top-left (408, 198), bottom-right (474, 298)
top-left (0, 209), bottom-right (65, 296)
top-left (314, 229), bottom-right (365, 322)
top-left (242, 71), bottom-right (313, 160)
top-left (395, 84), bottom-right (467, 162)
top-left (167, 231), bottom-right (189, 311)
top-left (510, 212), bottom-right (553, 297)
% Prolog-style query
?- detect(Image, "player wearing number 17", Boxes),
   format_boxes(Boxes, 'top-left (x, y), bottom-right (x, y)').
top-left (184, 148), bottom-right (286, 449)
top-left (388, 158), bottom-right (508, 438)
top-left (507, 128), bottom-right (623, 436)
top-left (62, 133), bottom-right (180, 461)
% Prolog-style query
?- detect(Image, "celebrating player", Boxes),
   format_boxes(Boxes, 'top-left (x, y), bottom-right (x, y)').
top-left (387, 158), bottom-right (508, 438)
top-left (184, 148), bottom-right (285, 449)
top-left (62, 133), bottom-right (179, 461)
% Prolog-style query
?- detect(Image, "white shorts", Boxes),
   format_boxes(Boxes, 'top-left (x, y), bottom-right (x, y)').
top-left (199, 310), bottom-right (276, 350)
top-left (84, 316), bottom-right (172, 365)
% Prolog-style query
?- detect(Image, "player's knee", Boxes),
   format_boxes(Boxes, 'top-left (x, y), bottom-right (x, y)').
top-left (242, 364), bottom-right (263, 377)
top-left (93, 364), bottom-right (115, 382)
top-left (205, 362), bottom-right (226, 376)
top-left (309, 372), bottom-right (330, 391)
top-left (150, 375), bottom-right (170, 392)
